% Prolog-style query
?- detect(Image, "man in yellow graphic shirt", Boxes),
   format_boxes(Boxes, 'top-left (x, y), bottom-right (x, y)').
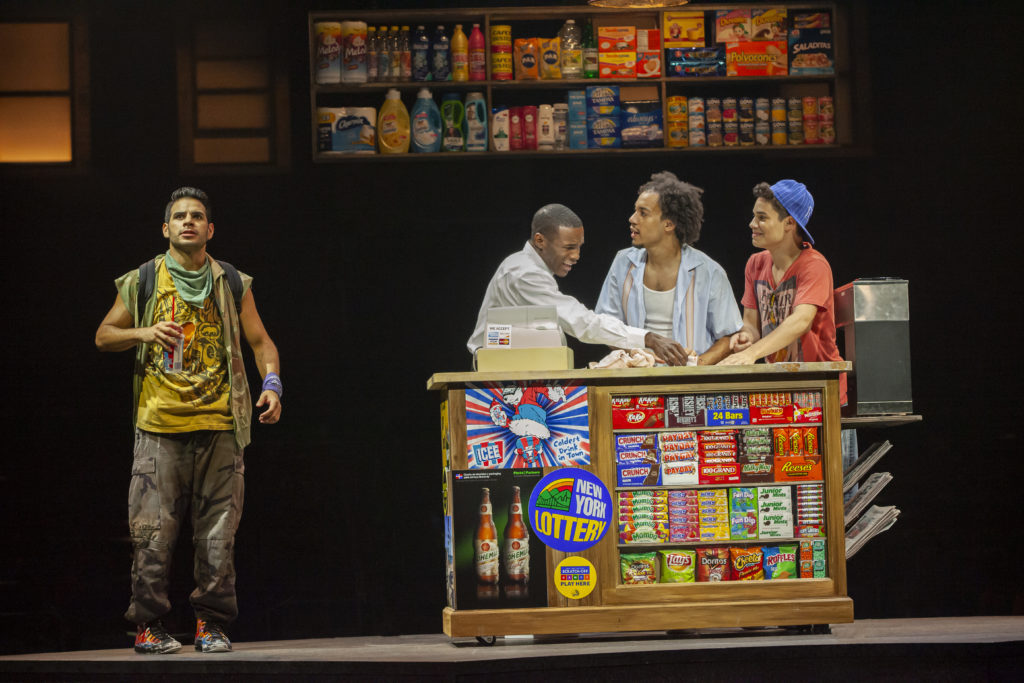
top-left (95, 187), bottom-right (282, 654)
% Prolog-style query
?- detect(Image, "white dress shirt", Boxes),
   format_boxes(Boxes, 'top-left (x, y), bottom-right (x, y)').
top-left (467, 241), bottom-right (648, 354)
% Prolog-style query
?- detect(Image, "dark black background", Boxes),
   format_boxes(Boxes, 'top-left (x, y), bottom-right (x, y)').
top-left (1, 0), bottom-right (1021, 653)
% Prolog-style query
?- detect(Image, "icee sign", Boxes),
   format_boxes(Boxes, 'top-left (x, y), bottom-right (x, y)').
top-left (528, 468), bottom-right (611, 552)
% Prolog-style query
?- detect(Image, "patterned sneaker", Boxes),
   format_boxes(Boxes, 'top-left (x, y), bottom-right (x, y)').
top-left (194, 618), bottom-right (232, 653)
top-left (134, 620), bottom-right (182, 654)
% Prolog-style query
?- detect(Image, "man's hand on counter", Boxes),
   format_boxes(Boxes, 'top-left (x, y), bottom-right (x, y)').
top-left (718, 349), bottom-right (758, 366)
top-left (644, 332), bottom-right (692, 367)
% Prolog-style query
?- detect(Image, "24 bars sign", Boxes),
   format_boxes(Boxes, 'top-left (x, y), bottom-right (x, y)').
top-left (464, 382), bottom-right (590, 468)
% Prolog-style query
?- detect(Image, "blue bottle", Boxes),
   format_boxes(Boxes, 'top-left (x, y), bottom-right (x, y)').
top-left (411, 88), bottom-right (441, 153)
top-left (431, 25), bottom-right (450, 82)
top-left (412, 25), bottom-right (430, 81)
top-left (464, 92), bottom-right (488, 151)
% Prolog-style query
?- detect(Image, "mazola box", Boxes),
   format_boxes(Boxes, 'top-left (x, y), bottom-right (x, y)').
top-left (663, 10), bottom-right (704, 48)
top-left (726, 40), bottom-right (788, 77)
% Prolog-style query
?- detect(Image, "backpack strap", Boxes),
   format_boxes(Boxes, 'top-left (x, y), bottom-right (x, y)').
top-left (137, 258), bottom-right (157, 325)
top-left (216, 259), bottom-right (244, 314)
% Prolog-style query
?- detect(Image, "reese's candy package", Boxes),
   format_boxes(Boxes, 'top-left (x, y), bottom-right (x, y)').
top-left (696, 547), bottom-right (731, 582)
top-left (763, 544), bottom-right (798, 579)
top-left (659, 549), bottom-right (697, 583)
top-left (730, 546), bottom-right (764, 580)
top-left (620, 552), bottom-right (657, 584)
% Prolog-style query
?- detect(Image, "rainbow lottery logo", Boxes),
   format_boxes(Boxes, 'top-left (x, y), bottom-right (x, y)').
top-left (528, 468), bottom-right (611, 552)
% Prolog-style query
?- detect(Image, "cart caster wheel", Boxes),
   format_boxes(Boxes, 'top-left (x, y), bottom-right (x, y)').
top-left (476, 636), bottom-right (496, 646)
top-left (810, 624), bottom-right (831, 635)
top-left (783, 624), bottom-right (813, 633)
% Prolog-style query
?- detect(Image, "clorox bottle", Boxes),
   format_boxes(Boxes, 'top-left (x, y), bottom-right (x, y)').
top-left (377, 88), bottom-right (409, 154)
top-left (410, 88), bottom-right (441, 153)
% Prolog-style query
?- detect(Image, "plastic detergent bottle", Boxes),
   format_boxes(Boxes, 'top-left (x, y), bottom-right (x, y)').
top-left (411, 88), bottom-right (441, 153)
top-left (431, 25), bottom-right (450, 81)
top-left (377, 88), bottom-right (410, 154)
top-left (441, 93), bottom-right (465, 152)
top-left (451, 24), bottom-right (469, 82)
top-left (468, 24), bottom-right (486, 81)
top-left (464, 92), bottom-right (487, 151)
top-left (412, 25), bottom-right (430, 81)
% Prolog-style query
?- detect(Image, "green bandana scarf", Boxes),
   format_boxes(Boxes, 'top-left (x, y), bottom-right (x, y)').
top-left (163, 251), bottom-right (213, 308)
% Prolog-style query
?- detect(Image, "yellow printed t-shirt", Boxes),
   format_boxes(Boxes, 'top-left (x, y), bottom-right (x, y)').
top-left (137, 260), bottom-right (233, 433)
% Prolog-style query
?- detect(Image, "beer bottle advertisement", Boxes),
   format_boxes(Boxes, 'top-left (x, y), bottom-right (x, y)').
top-left (450, 468), bottom-right (546, 610)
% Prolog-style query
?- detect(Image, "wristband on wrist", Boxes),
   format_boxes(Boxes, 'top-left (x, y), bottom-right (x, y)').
top-left (261, 372), bottom-right (283, 397)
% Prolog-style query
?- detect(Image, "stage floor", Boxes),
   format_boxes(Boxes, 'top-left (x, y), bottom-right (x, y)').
top-left (2, 617), bottom-right (1023, 681)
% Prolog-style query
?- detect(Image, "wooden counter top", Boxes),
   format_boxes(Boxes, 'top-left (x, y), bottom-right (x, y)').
top-left (427, 361), bottom-right (852, 391)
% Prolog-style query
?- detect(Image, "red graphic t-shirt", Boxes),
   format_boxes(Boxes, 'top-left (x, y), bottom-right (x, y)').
top-left (741, 246), bottom-right (847, 404)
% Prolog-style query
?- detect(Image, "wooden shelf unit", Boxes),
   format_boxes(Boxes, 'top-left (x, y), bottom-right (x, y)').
top-left (309, 3), bottom-right (857, 161)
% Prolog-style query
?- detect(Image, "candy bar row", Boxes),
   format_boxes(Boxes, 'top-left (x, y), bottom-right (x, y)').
top-left (616, 427), bottom-right (823, 487)
top-left (618, 484), bottom-right (825, 545)
top-left (620, 538), bottom-right (827, 585)
top-left (612, 390), bottom-right (823, 430)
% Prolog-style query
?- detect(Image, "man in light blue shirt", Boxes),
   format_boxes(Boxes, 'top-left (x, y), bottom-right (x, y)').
top-left (596, 171), bottom-right (742, 365)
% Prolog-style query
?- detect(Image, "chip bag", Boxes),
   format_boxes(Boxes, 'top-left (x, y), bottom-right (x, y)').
top-left (764, 544), bottom-right (798, 579)
top-left (730, 545), bottom-right (764, 580)
top-left (620, 552), bottom-right (657, 584)
top-left (659, 549), bottom-right (697, 583)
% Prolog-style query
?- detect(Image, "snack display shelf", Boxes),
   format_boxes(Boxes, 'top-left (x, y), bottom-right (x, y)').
top-left (430, 362), bottom-right (852, 638)
top-left (311, 3), bottom-right (856, 160)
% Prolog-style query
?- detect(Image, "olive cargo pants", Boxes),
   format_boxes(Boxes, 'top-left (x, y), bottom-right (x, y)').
top-left (125, 429), bottom-right (244, 626)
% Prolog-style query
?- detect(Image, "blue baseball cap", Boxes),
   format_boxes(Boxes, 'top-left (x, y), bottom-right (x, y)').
top-left (770, 179), bottom-right (814, 245)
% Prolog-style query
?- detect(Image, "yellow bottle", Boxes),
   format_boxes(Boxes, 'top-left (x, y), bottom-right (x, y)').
top-left (377, 88), bottom-right (410, 153)
top-left (451, 24), bottom-right (469, 82)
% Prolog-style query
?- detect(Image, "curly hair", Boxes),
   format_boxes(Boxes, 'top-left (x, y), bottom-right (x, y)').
top-left (638, 171), bottom-right (703, 246)
top-left (164, 186), bottom-right (212, 223)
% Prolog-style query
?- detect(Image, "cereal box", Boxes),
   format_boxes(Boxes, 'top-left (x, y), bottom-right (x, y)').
top-left (637, 51), bottom-right (661, 78)
top-left (663, 10), bottom-right (704, 48)
top-left (598, 51), bottom-right (636, 79)
top-left (751, 8), bottom-right (787, 41)
top-left (598, 26), bottom-right (636, 53)
top-left (726, 40), bottom-right (788, 77)
top-left (789, 27), bottom-right (834, 75)
top-left (716, 9), bottom-right (751, 43)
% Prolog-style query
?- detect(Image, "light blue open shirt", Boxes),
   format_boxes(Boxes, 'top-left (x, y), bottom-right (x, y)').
top-left (596, 245), bottom-right (743, 354)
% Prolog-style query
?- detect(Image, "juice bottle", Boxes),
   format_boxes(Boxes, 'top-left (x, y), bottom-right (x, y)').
top-left (410, 88), bottom-right (441, 153)
top-left (441, 93), bottom-right (465, 152)
top-left (451, 24), bottom-right (469, 82)
top-left (377, 88), bottom-right (410, 153)
top-left (468, 23), bottom-right (486, 81)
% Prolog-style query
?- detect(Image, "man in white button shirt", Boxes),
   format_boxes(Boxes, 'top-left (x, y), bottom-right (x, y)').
top-left (467, 203), bottom-right (691, 365)
top-left (596, 171), bottom-right (742, 365)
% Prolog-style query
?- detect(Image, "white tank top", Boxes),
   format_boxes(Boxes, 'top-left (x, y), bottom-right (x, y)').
top-left (643, 285), bottom-right (676, 340)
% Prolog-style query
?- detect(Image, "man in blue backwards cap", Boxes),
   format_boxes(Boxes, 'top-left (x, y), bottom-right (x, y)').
top-left (718, 180), bottom-right (846, 404)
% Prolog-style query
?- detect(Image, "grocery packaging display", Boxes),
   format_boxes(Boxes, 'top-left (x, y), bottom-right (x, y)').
top-left (313, 9), bottom-right (839, 153)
